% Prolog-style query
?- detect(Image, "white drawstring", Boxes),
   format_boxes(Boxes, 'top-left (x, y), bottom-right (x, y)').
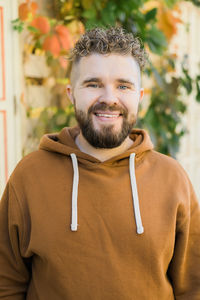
top-left (129, 153), bottom-right (144, 234)
top-left (69, 152), bottom-right (144, 235)
top-left (70, 153), bottom-right (79, 231)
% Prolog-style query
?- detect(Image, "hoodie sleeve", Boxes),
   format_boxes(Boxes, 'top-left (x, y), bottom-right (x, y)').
top-left (168, 182), bottom-right (200, 300)
top-left (0, 182), bottom-right (31, 299)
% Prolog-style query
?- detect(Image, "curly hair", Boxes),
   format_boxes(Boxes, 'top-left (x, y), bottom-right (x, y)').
top-left (69, 26), bottom-right (147, 70)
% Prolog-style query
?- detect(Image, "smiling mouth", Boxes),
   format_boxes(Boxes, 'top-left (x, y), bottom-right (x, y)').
top-left (94, 111), bottom-right (123, 119)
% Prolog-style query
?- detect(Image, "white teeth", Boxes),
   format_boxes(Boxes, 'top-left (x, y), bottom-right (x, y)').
top-left (96, 114), bottom-right (119, 118)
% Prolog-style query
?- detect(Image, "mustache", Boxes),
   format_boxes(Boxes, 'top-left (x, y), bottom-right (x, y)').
top-left (88, 103), bottom-right (127, 116)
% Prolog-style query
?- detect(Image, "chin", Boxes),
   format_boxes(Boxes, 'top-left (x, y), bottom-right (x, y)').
top-left (93, 122), bottom-right (122, 133)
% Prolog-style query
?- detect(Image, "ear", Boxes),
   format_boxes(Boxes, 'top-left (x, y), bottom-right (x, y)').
top-left (139, 88), bottom-right (144, 103)
top-left (66, 84), bottom-right (75, 105)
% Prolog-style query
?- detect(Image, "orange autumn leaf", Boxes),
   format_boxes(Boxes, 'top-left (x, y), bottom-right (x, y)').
top-left (18, 0), bottom-right (38, 21)
top-left (31, 16), bottom-right (50, 34)
top-left (55, 25), bottom-right (72, 50)
top-left (42, 25), bottom-right (72, 57)
top-left (144, 1), bottom-right (182, 41)
top-left (157, 7), bottom-right (182, 40)
top-left (19, 3), bottom-right (29, 20)
top-left (43, 35), bottom-right (61, 57)
top-left (30, 2), bottom-right (38, 16)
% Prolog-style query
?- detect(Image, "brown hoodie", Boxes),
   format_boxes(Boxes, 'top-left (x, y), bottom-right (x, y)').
top-left (0, 126), bottom-right (200, 300)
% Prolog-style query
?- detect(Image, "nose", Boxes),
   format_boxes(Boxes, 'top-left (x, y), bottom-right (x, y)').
top-left (99, 86), bottom-right (119, 105)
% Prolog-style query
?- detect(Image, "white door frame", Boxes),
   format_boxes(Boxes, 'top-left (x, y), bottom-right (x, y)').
top-left (0, 0), bottom-right (22, 197)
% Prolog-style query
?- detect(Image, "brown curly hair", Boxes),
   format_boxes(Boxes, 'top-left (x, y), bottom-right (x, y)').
top-left (69, 26), bottom-right (147, 70)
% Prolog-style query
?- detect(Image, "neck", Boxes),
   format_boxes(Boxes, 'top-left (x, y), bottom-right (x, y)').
top-left (75, 132), bottom-right (133, 162)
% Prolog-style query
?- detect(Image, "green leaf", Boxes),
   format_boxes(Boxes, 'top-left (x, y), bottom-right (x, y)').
top-left (94, 0), bottom-right (103, 11)
top-left (196, 79), bottom-right (200, 102)
top-left (82, 7), bottom-right (97, 19)
top-left (11, 18), bottom-right (24, 33)
top-left (35, 39), bottom-right (42, 49)
top-left (27, 26), bottom-right (40, 33)
top-left (180, 67), bottom-right (192, 94)
top-left (11, 18), bottom-right (20, 24)
top-left (117, 11), bottom-right (126, 23)
top-left (146, 26), bottom-right (167, 55)
top-left (145, 8), bottom-right (157, 22)
top-left (85, 19), bottom-right (103, 30)
top-left (117, 0), bottom-right (140, 15)
top-left (101, 1), bottom-right (117, 26)
top-left (81, 0), bottom-right (94, 10)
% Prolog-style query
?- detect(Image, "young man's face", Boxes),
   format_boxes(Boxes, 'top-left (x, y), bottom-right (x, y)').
top-left (67, 53), bottom-right (144, 148)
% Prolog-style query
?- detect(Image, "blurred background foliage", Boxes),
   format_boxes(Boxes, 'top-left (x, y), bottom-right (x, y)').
top-left (13, 0), bottom-right (200, 157)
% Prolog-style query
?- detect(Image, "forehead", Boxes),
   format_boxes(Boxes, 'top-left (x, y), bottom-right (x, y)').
top-left (74, 53), bottom-right (140, 84)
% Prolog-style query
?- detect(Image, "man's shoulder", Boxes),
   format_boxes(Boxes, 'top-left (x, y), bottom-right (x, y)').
top-left (9, 148), bottom-right (59, 182)
top-left (145, 150), bottom-right (197, 203)
top-left (148, 149), bottom-right (181, 166)
top-left (14, 149), bottom-right (47, 169)
top-left (147, 149), bottom-right (189, 182)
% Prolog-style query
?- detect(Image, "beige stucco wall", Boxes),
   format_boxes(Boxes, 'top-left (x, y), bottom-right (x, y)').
top-left (176, 2), bottom-right (200, 200)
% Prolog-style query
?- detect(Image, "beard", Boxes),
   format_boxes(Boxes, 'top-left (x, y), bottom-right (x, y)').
top-left (75, 102), bottom-right (138, 149)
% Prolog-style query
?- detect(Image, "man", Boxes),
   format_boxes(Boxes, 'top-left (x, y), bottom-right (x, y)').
top-left (0, 27), bottom-right (200, 299)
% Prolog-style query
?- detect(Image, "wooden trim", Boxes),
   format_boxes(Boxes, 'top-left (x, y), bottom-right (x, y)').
top-left (0, 110), bottom-right (8, 181)
top-left (0, 6), bottom-right (6, 101)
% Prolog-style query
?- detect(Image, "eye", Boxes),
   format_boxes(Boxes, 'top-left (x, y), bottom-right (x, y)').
top-left (118, 85), bottom-right (129, 90)
top-left (87, 83), bottom-right (100, 88)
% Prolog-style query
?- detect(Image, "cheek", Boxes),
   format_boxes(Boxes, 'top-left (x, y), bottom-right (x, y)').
top-left (74, 90), bottom-right (95, 111)
top-left (122, 95), bottom-right (140, 114)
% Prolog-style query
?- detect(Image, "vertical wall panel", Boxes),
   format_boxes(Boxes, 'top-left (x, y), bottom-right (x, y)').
top-left (0, 110), bottom-right (7, 193)
top-left (0, 6), bottom-right (5, 101)
top-left (0, 5), bottom-right (8, 196)
top-left (177, 3), bottom-right (200, 200)
top-left (0, 0), bottom-right (21, 197)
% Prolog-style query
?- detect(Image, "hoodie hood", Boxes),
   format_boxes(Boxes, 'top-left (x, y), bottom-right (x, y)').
top-left (39, 126), bottom-right (154, 163)
top-left (39, 126), bottom-right (154, 235)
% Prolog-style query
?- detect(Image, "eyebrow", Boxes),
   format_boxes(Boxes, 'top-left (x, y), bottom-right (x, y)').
top-left (81, 77), bottom-right (135, 87)
top-left (117, 78), bottom-right (135, 87)
top-left (81, 77), bottom-right (102, 85)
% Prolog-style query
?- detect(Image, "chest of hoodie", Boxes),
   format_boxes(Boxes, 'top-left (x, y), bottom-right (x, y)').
top-left (21, 154), bottom-right (178, 275)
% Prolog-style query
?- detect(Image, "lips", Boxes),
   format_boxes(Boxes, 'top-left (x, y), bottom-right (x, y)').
top-left (94, 111), bottom-right (122, 119)
top-left (95, 114), bottom-right (119, 118)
